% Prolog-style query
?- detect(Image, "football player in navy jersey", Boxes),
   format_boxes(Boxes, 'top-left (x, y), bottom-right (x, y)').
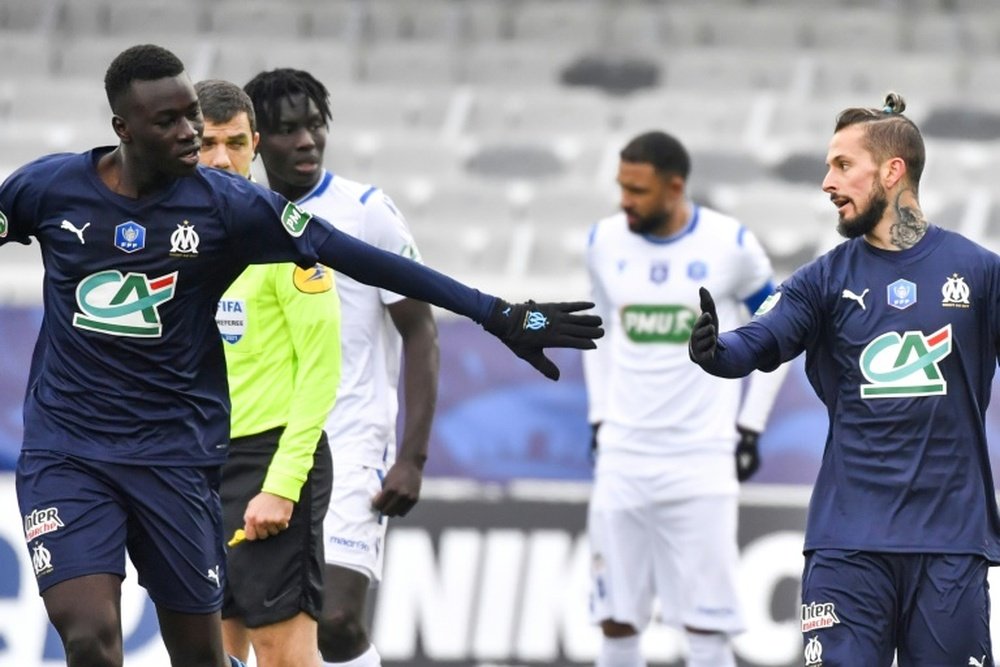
top-left (690, 92), bottom-right (1000, 666)
top-left (0, 44), bottom-right (602, 667)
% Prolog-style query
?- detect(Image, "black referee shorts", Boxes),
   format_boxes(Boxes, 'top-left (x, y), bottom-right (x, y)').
top-left (220, 427), bottom-right (332, 627)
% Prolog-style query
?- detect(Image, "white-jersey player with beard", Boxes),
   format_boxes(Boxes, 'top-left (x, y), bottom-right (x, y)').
top-left (583, 131), bottom-right (788, 667)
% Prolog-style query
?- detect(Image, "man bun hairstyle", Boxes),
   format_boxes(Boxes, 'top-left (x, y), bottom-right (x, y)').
top-left (835, 91), bottom-right (925, 191)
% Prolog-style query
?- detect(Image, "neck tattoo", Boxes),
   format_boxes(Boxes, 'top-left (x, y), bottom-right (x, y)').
top-left (889, 191), bottom-right (927, 250)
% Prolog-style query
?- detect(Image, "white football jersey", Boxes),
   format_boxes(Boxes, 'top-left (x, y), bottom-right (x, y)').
top-left (583, 205), bottom-right (777, 468)
top-left (301, 171), bottom-right (421, 468)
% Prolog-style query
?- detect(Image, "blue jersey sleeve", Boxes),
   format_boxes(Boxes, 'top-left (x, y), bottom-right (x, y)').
top-left (0, 154), bottom-right (69, 244)
top-left (702, 259), bottom-right (825, 378)
top-left (315, 227), bottom-right (496, 323)
top-left (751, 259), bottom-right (825, 363)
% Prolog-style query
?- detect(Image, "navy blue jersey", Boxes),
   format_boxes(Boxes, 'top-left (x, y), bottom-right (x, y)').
top-left (0, 148), bottom-right (493, 466)
top-left (719, 226), bottom-right (1000, 560)
top-left (0, 149), bottom-right (334, 465)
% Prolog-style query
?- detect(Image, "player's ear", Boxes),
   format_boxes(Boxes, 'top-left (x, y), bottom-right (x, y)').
top-left (882, 156), bottom-right (906, 190)
top-left (111, 115), bottom-right (131, 143)
top-left (668, 173), bottom-right (686, 196)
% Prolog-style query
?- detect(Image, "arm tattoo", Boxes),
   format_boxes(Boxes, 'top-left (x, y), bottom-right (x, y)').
top-left (890, 191), bottom-right (927, 250)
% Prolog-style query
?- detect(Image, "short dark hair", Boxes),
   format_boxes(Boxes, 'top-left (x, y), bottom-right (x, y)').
top-left (104, 44), bottom-right (185, 114)
top-left (834, 92), bottom-right (925, 190)
top-left (195, 79), bottom-right (257, 133)
top-left (619, 131), bottom-right (691, 179)
top-left (243, 68), bottom-right (332, 134)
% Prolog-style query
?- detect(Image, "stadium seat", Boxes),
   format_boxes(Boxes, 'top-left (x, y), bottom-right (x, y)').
top-left (360, 0), bottom-right (461, 43)
top-left (921, 139), bottom-right (994, 199)
top-left (209, 38), bottom-right (359, 88)
top-left (618, 89), bottom-right (762, 148)
top-left (771, 149), bottom-right (828, 186)
top-left (0, 31), bottom-right (54, 80)
top-left (330, 83), bottom-right (454, 133)
top-left (606, 3), bottom-right (670, 50)
top-left (0, 0), bottom-right (58, 31)
top-left (522, 181), bottom-right (618, 232)
top-left (463, 87), bottom-right (618, 136)
top-left (360, 42), bottom-right (461, 86)
top-left (718, 182), bottom-right (830, 278)
top-left (681, 6), bottom-right (809, 50)
top-left (412, 221), bottom-right (517, 278)
top-left (406, 178), bottom-right (527, 230)
top-left (960, 9), bottom-right (1000, 54)
top-left (686, 146), bottom-right (770, 198)
top-left (960, 56), bottom-right (1000, 98)
top-left (810, 52), bottom-right (962, 102)
top-left (301, 1), bottom-right (364, 41)
top-left (465, 143), bottom-right (567, 181)
top-left (7, 78), bottom-right (108, 126)
top-left (457, 0), bottom-right (515, 43)
top-left (901, 11), bottom-right (967, 53)
top-left (509, 0), bottom-right (607, 46)
top-left (52, 36), bottom-right (209, 80)
top-left (461, 42), bottom-right (582, 88)
top-left (529, 224), bottom-right (592, 278)
top-left (341, 130), bottom-right (468, 187)
top-left (658, 47), bottom-right (801, 93)
top-left (206, 1), bottom-right (304, 38)
top-left (107, 1), bottom-right (206, 36)
top-left (923, 106), bottom-right (1000, 141)
top-left (803, 8), bottom-right (903, 50)
top-left (560, 54), bottom-right (662, 96)
top-left (57, 0), bottom-right (110, 36)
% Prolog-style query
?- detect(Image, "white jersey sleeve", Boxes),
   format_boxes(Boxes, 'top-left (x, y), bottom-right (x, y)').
top-left (362, 189), bottom-right (423, 307)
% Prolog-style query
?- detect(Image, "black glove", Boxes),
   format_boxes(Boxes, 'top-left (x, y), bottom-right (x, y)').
top-left (483, 300), bottom-right (604, 381)
top-left (688, 286), bottom-right (718, 365)
top-left (735, 426), bottom-right (761, 481)
top-left (590, 422), bottom-right (601, 460)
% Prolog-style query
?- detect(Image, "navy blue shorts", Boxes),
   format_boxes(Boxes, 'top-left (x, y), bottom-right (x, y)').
top-left (800, 549), bottom-right (992, 666)
top-left (16, 450), bottom-right (226, 614)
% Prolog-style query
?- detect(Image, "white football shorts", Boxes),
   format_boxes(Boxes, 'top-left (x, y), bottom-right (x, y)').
top-left (322, 462), bottom-right (388, 581)
top-left (588, 467), bottom-right (744, 635)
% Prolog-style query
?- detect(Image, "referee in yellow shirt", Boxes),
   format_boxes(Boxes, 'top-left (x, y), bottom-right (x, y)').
top-left (197, 79), bottom-right (341, 667)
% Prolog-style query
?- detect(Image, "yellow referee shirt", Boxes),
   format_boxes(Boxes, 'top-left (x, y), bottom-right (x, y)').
top-left (218, 262), bottom-right (341, 501)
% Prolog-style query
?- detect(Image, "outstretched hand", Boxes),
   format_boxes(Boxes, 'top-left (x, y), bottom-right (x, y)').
top-left (688, 287), bottom-right (718, 365)
top-left (483, 300), bottom-right (604, 380)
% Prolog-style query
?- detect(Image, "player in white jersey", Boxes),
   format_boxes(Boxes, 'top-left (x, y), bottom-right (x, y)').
top-left (583, 131), bottom-right (788, 667)
top-left (244, 69), bottom-right (439, 667)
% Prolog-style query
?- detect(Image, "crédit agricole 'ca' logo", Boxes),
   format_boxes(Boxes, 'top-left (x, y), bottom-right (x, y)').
top-left (859, 324), bottom-right (952, 398)
top-left (73, 270), bottom-right (178, 337)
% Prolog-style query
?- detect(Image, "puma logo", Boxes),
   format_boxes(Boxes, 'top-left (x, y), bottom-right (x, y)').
top-left (60, 220), bottom-right (90, 244)
top-left (841, 288), bottom-right (869, 310)
top-left (969, 656), bottom-right (985, 667)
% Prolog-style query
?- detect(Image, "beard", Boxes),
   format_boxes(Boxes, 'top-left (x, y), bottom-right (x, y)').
top-left (626, 208), bottom-right (669, 235)
top-left (837, 182), bottom-right (888, 239)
